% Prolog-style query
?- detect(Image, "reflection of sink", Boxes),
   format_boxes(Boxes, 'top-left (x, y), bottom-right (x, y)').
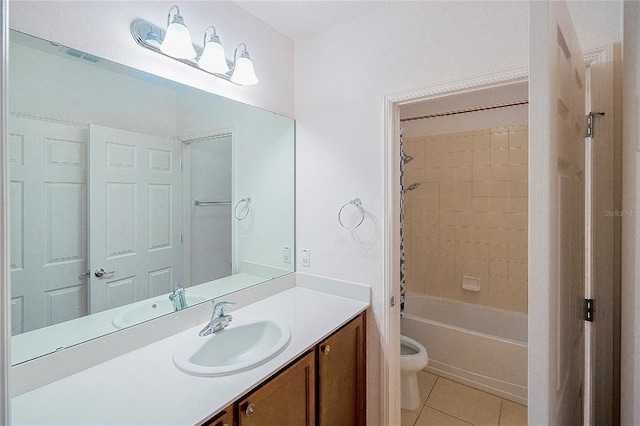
top-left (172, 315), bottom-right (291, 377)
top-left (112, 294), bottom-right (209, 329)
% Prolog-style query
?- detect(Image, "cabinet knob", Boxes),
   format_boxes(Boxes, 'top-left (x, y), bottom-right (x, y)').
top-left (245, 403), bottom-right (256, 416)
top-left (324, 345), bottom-right (331, 355)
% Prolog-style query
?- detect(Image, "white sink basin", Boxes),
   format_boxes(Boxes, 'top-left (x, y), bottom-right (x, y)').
top-left (172, 315), bottom-right (291, 377)
top-left (112, 294), bottom-right (209, 329)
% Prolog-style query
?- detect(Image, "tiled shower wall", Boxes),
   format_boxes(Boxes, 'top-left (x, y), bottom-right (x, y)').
top-left (403, 125), bottom-right (528, 313)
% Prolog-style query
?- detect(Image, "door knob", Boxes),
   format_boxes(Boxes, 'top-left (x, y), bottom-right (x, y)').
top-left (94, 268), bottom-right (115, 277)
top-left (245, 403), bottom-right (255, 416)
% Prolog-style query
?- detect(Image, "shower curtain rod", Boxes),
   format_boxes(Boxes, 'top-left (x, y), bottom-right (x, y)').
top-left (400, 99), bottom-right (529, 123)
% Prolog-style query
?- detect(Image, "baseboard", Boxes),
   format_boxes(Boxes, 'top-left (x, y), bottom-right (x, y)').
top-left (425, 360), bottom-right (528, 406)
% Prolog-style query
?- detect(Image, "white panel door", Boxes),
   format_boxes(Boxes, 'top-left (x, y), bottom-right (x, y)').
top-left (89, 125), bottom-right (181, 313)
top-left (9, 116), bottom-right (88, 334)
top-left (530, 2), bottom-right (587, 425)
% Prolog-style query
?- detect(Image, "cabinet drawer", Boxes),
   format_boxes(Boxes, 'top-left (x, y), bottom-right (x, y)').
top-left (237, 351), bottom-right (316, 426)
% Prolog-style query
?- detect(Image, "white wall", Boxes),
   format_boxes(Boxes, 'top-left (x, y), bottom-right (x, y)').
top-left (621, 1), bottom-right (640, 423)
top-left (9, 1), bottom-right (294, 117)
top-left (294, 2), bottom-right (528, 422)
top-left (567, 1), bottom-right (622, 53)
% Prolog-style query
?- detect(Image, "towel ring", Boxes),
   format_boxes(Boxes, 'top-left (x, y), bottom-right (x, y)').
top-left (234, 197), bottom-right (252, 220)
top-left (338, 198), bottom-right (364, 230)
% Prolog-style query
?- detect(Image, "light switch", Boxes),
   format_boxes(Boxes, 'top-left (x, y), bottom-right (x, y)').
top-left (301, 248), bottom-right (311, 267)
top-left (283, 246), bottom-right (291, 264)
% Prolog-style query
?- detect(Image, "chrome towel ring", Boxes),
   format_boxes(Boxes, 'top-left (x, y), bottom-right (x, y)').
top-left (234, 197), bottom-right (252, 220)
top-left (338, 198), bottom-right (364, 230)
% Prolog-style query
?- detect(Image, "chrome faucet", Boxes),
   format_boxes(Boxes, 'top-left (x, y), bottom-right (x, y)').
top-left (199, 300), bottom-right (236, 337)
top-left (169, 283), bottom-right (187, 312)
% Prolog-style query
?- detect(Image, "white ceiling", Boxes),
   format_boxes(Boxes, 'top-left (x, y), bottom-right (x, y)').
top-left (233, 0), bottom-right (622, 49)
top-left (233, 1), bottom-right (390, 40)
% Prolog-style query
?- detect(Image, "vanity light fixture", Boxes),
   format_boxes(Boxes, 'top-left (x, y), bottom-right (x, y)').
top-left (130, 6), bottom-right (258, 86)
top-left (230, 43), bottom-right (258, 86)
top-left (159, 5), bottom-right (197, 60)
top-left (144, 28), bottom-right (161, 48)
top-left (197, 26), bottom-right (229, 74)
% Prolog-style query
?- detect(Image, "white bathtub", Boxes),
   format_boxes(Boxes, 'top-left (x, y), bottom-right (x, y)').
top-left (401, 293), bottom-right (528, 405)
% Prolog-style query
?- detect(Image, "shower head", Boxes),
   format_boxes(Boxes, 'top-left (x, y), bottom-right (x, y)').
top-left (403, 154), bottom-right (414, 164)
top-left (405, 183), bottom-right (420, 192)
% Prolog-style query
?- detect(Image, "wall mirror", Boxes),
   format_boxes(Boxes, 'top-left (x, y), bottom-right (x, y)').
top-left (8, 29), bottom-right (295, 365)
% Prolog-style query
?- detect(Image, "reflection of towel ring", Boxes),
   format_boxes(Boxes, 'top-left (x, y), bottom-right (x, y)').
top-left (338, 198), bottom-right (365, 230)
top-left (234, 197), bottom-right (252, 220)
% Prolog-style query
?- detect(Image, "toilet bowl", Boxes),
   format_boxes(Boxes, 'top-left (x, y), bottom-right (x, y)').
top-left (400, 334), bottom-right (429, 410)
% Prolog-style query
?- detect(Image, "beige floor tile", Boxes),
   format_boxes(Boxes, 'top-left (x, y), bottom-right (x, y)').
top-left (415, 407), bottom-right (473, 426)
top-left (499, 400), bottom-right (527, 426)
top-left (426, 378), bottom-right (502, 426)
top-left (402, 406), bottom-right (422, 426)
top-left (417, 370), bottom-right (438, 406)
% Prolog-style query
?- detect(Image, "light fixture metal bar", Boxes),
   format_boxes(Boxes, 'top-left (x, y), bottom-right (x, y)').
top-left (400, 99), bottom-right (529, 122)
top-left (130, 19), bottom-right (238, 85)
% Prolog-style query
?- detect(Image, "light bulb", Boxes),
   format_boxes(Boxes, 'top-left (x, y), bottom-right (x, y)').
top-left (198, 32), bottom-right (229, 74)
top-left (231, 50), bottom-right (258, 86)
top-left (160, 7), bottom-right (196, 60)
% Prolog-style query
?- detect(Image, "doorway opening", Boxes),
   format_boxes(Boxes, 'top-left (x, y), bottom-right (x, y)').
top-left (181, 132), bottom-right (233, 287)
top-left (381, 67), bottom-right (528, 425)
top-left (397, 81), bottom-right (529, 425)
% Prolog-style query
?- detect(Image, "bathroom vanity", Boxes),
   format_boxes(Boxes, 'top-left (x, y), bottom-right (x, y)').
top-left (11, 276), bottom-right (369, 425)
top-left (206, 313), bottom-right (365, 426)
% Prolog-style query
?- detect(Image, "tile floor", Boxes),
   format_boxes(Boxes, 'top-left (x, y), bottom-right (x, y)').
top-left (401, 371), bottom-right (527, 426)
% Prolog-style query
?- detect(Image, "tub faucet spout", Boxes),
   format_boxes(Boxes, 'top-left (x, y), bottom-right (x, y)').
top-left (169, 283), bottom-right (187, 311)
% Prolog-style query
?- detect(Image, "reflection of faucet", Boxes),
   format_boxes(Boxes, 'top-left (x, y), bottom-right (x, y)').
top-left (199, 300), bottom-right (236, 337)
top-left (169, 283), bottom-right (187, 312)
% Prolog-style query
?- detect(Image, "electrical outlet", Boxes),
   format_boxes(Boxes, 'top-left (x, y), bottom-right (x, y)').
top-left (283, 246), bottom-right (291, 264)
top-left (301, 248), bottom-right (311, 267)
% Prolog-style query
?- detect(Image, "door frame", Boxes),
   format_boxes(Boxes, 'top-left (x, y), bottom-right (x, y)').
top-left (382, 65), bottom-right (528, 425)
top-left (180, 126), bottom-right (237, 286)
top-left (583, 44), bottom-right (620, 425)
top-left (0, 0), bottom-right (10, 421)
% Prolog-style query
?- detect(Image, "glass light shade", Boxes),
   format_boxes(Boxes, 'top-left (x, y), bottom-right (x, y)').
top-left (230, 52), bottom-right (258, 86)
top-left (198, 37), bottom-right (229, 74)
top-left (160, 16), bottom-right (196, 60)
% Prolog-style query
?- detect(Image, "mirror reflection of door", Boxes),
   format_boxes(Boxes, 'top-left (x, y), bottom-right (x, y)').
top-left (9, 120), bottom-right (235, 331)
top-left (88, 125), bottom-right (182, 314)
top-left (9, 116), bottom-right (88, 334)
top-left (186, 134), bottom-right (232, 286)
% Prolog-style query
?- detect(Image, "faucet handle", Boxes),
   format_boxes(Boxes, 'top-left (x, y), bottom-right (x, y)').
top-left (213, 300), bottom-right (236, 317)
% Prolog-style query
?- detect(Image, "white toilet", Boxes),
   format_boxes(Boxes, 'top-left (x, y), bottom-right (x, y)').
top-left (400, 334), bottom-right (429, 410)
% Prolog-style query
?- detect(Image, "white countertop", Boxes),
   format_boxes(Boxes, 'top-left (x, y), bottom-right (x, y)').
top-left (12, 285), bottom-right (369, 425)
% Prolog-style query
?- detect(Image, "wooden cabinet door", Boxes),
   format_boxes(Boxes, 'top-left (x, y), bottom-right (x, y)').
top-left (318, 313), bottom-right (366, 426)
top-left (201, 405), bottom-right (233, 426)
top-left (237, 351), bottom-right (316, 426)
